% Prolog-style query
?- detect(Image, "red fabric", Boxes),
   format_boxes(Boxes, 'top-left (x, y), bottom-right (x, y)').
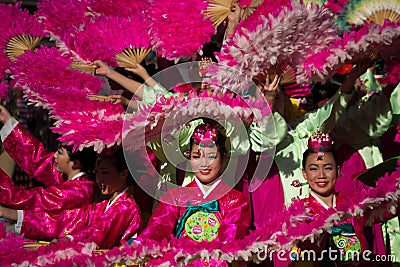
top-left (251, 162), bottom-right (285, 228)
top-left (22, 191), bottom-right (141, 249)
top-left (336, 144), bottom-right (369, 193)
top-left (3, 123), bottom-right (63, 186)
top-left (138, 181), bottom-right (251, 243)
top-left (0, 168), bottom-right (95, 211)
top-left (1, 124), bottom-right (95, 211)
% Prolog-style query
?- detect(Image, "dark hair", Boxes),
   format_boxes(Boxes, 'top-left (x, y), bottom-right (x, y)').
top-left (302, 149), bottom-right (338, 169)
top-left (97, 146), bottom-right (133, 185)
top-left (60, 145), bottom-right (97, 174)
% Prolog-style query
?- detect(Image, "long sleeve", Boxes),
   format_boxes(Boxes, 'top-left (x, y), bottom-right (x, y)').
top-left (390, 84), bottom-right (400, 124)
top-left (218, 191), bottom-right (251, 241)
top-left (137, 83), bottom-right (177, 106)
top-left (360, 69), bottom-right (382, 94)
top-left (69, 195), bottom-right (141, 248)
top-left (332, 91), bottom-right (392, 145)
top-left (0, 168), bottom-right (95, 211)
top-left (138, 183), bottom-right (251, 243)
top-left (295, 90), bottom-right (353, 137)
top-left (137, 192), bottom-right (180, 242)
top-left (21, 193), bottom-right (141, 249)
top-left (21, 205), bottom-right (91, 241)
top-left (1, 121), bottom-right (63, 186)
top-left (249, 112), bottom-right (288, 152)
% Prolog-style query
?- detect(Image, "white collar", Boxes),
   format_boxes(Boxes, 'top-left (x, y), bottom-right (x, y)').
top-left (310, 191), bottom-right (336, 210)
top-left (105, 187), bottom-right (128, 212)
top-left (70, 172), bottom-right (85, 181)
top-left (194, 177), bottom-right (222, 199)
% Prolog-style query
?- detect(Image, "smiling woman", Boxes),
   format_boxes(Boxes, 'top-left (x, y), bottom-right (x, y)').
top-left (95, 146), bottom-right (132, 202)
top-left (302, 152), bottom-right (339, 203)
top-left (136, 121), bottom-right (251, 253)
top-left (287, 130), bottom-right (400, 267)
top-left (301, 130), bottom-right (339, 207)
top-left (189, 123), bottom-right (226, 186)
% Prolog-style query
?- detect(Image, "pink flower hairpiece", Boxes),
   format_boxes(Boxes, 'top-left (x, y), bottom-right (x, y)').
top-left (308, 128), bottom-right (334, 160)
top-left (192, 123), bottom-right (218, 147)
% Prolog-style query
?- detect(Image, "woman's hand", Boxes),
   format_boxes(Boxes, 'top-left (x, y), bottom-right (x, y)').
top-left (108, 94), bottom-right (130, 106)
top-left (342, 56), bottom-right (377, 94)
top-left (0, 205), bottom-right (17, 220)
top-left (255, 71), bottom-right (281, 104)
top-left (0, 105), bottom-right (11, 124)
top-left (228, 2), bottom-right (242, 26)
top-left (126, 63), bottom-right (158, 88)
top-left (225, 3), bottom-right (244, 39)
top-left (93, 60), bottom-right (113, 77)
top-left (263, 75), bottom-right (281, 103)
top-left (125, 62), bottom-right (150, 81)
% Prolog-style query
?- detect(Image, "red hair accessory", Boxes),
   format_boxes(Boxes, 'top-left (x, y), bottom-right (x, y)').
top-left (308, 129), bottom-right (334, 160)
top-left (192, 123), bottom-right (218, 148)
top-left (336, 64), bottom-right (353, 75)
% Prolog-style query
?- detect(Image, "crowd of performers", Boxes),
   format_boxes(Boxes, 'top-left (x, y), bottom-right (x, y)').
top-left (1, 0), bottom-right (400, 266)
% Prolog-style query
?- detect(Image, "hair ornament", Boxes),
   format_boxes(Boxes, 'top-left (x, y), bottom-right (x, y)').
top-left (192, 123), bottom-right (219, 148)
top-left (307, 128), bottom-right (334, 160)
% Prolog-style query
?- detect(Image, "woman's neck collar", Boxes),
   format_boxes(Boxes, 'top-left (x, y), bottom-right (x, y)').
top-left (194, 177), bottom-right (222, 199)
top-left (109, 186), bottom-right (128, 203)
top-left (67, 170), bottom-right (84, 180)
top-left (310, 191), bottom-right (336, 209)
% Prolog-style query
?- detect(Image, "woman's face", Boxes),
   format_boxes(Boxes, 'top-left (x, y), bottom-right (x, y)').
top-left (190, 144), bottom-right (222, 185)
top-left (95, 158), bottom-right (127, 196)
top-left (302, 152), bottom-right (339, 198)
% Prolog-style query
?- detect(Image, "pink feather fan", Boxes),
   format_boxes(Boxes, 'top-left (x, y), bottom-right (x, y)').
top-left (58, 15), bottom-right (119, 67)
top-left (303, 21), bottom-right (400, 82)
top-left (10, 46), bottom-right (124, 152)
top-left (148, 0), bottom-right (216, 60)
top-left (86, 0), bottom-right (149, 18)
top-left (123, 88), bottom-right (271, 151)
top-left (105, 14), bottom-right (152, 68)
top-left (213, 0), bottom-right (339, 94)
top-left (56, 1), bottom-right (152, 69)
top-left (0, 3), bottom-right (45, 77)
top-left (36, 0), bottom-right (92, 38)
